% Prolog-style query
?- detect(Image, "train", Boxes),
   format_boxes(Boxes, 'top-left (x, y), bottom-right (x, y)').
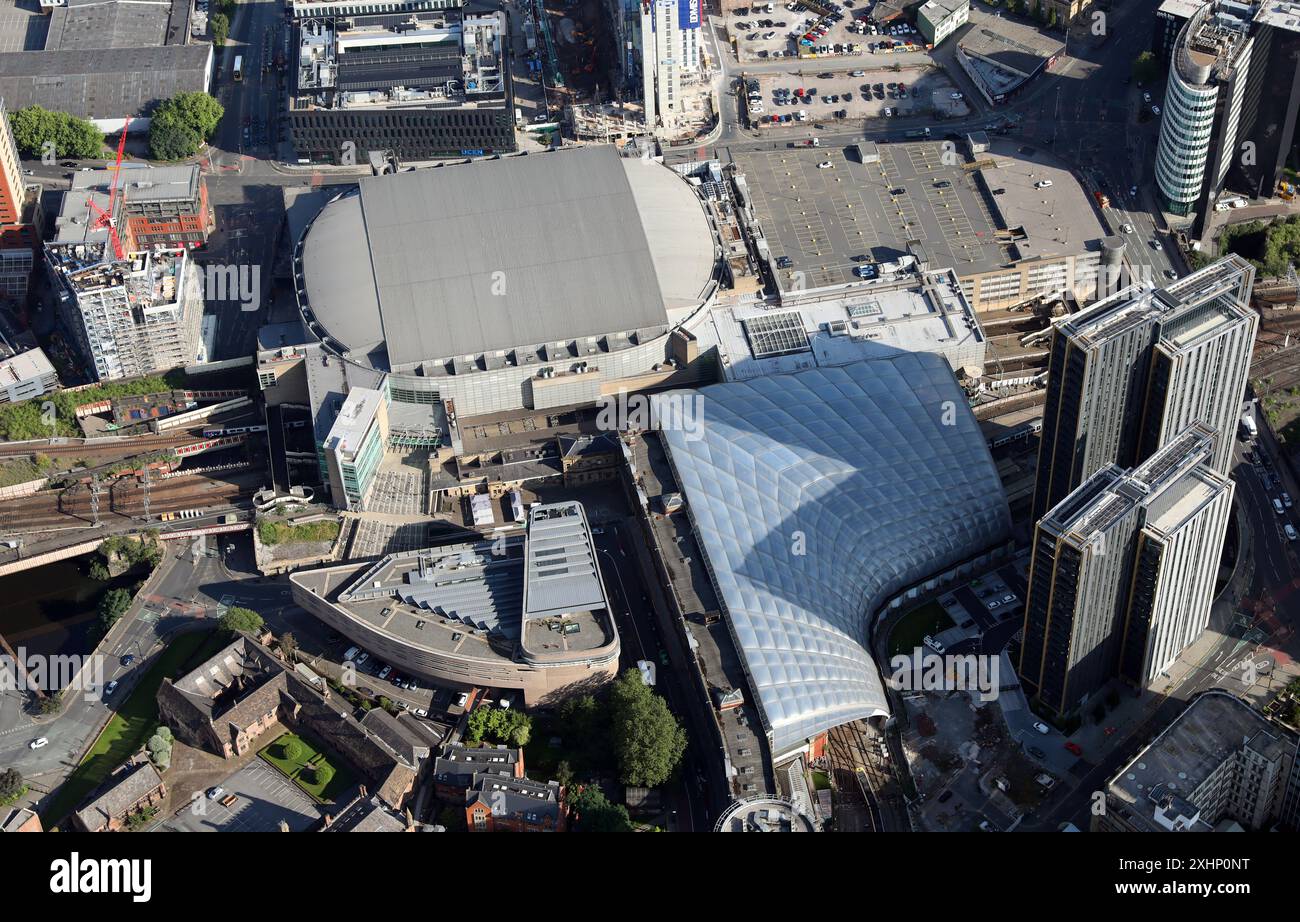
top-left (202, 424), bottom-right (268, 438)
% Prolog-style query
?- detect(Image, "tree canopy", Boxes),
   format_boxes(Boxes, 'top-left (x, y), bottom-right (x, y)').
top-left (98, 588), bottom-right (133, 631)
top-left (608, 670), bottom-right (688, 789)
top-left (220, 606), bottom-right (264, 636)
top-left (465, 705), bottom-right (532, 747)
top-left (10, 106), bottom-right (104, 159)
top-left (567, 785), bottom-right (633, 832)
top-left (1132, 51), bottom-right (1161, 86)
top-left (148, 92), bottom-right (223, 160)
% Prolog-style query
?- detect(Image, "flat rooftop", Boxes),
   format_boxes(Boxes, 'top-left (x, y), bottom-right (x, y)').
top-left (325, 386), bottom-right (382, 458)
top-left (45, 0), bottom-right (175, 50)
top-left (700, 268), bottom-right (985, 379)
top-left (295, 501), bottom-right (615, 663)
top-left (1107, 691), bottom-right (1292, 818)
top-left (735, 139), bottom-right (1103, 294)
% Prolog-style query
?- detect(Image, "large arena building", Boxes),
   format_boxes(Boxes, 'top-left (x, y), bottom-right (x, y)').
top-left (291, 144), bottom-right (720, 419)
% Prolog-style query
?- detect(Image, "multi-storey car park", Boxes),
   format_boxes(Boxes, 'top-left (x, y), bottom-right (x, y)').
top-left (289, 500), bottom-right (620, 704)
top-left (287, 0), bottom-right (515, 163)
top-left (45, 241), bottom-right (204, 382)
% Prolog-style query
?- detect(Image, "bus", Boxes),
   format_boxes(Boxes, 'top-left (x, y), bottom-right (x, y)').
top-left (232, 55), bottom-right (243, 82)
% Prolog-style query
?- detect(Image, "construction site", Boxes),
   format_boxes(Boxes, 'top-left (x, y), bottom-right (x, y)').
top-left (539, 0), bottom-right (623, 105)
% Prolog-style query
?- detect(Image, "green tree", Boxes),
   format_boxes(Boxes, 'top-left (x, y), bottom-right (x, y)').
top-left (0, 768), bottom-right (25, 803)
top-left (99, 587), bottom-right (133, 630)
top-left (211, 12), bottom-right (229, 46)
top-left (148, 116), bottom-right (201, 161)
top-left (88, 559), bottom-right (111, 581)
top-left (280, 738), bottom-right (303, 762)
top-left (10, 106), bottom-right (104, 159)
top-left (1132, 51), bottom-right (1161, 86)
top-left (568, 785), bottom-right (633, 832)
top-left (153, 92), bottom-right (223, 143)
top-left (220, 606), bottom-right (264, 636)
top-left (279, 632), bottom-right (299, 663)
top-left (608, 670), bottom-right (688, 788)
top-left (555, 760), bottom-right (574, 787)
top-left (1047, 7), bottom-right (1058, 27)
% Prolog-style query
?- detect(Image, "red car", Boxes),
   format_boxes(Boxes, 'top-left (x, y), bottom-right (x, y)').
top-left (1064, 741), bottom-right (1083, 756)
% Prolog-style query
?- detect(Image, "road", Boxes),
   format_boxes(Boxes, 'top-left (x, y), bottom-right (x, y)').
top-left (0, 529), bottom-right (305, 800)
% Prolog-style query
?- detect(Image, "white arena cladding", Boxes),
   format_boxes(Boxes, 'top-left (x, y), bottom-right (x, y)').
top-left (291, 144), bottom-right (719, 417)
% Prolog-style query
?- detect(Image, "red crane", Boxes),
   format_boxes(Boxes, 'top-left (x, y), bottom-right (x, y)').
top-left (86, 117), bottom-right (131, 259)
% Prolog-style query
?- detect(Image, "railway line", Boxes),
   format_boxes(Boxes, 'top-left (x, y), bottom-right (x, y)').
top-left (0, 429), bottom-right (212, 462)
top-left (0, 471), bottom-right (260, 532)
top-left (828, 721), bottom-right (912, 832)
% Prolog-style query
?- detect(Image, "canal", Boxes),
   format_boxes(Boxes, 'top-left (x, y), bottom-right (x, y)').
top-left (0, 554), bottom-right (143, 664)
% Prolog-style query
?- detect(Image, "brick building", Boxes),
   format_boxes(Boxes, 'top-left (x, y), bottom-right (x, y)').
top-left (71, 759), bottom-right (166, 832)
top-left (465, 775), bottom-right (566, 832)
top-left (157, 634), bottom-right (421, 809)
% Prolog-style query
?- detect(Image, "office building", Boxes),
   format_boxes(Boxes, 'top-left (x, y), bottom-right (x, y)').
top-left (322, 386), bottom-right (388, 511)
top-left (1099, 690), bottom-right (1300, 831)
top-left (641, 0), bottom-right (702, 131)
top-left (1020, 425), bottom-right (1233, 717)
top-left (46, 241), bottom-right (204, 381)
top-left (1155, 0), bottom-right (1300, 223)
top-left (917, 0), bottom-right (969, 47)
top-left (287, 0), bottom-right (514, 163)
top-left (1032, 256), bottom-right (1256, 521)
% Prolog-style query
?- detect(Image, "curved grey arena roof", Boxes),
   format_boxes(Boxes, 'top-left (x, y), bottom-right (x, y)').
top-left (661, 356), bottom-right (1011, 754)
top-left (298, 146), bottom-right (715, 365)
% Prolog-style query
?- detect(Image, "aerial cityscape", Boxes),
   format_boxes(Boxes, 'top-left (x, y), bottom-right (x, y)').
top-left (0, 0), bottom-right (1293, 864)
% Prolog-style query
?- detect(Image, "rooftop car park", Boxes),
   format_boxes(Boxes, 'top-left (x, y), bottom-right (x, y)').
top-left (731, 0), bottom-right (931, 62)
top-left (742, 64), bottom-right (964, 126)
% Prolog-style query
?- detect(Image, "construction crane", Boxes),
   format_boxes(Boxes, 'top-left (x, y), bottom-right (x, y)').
top-left (86, 117), bottom-right (131, 259)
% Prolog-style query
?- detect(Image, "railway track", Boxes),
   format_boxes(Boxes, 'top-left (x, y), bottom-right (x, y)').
top-left (0, 473), bottom-right (258, 531)
top-left (0, 430), bottom-right (209, 462)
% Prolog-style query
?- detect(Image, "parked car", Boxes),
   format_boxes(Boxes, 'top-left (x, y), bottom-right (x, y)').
top-left (377, 665), bottom-right (392, 680)
top-left (455, 692), bottom-right (469, 708)
top-left (1035, 179), bottom-right (1054, 189)
top-left (120, 654), bottom-right (135, 667)
top-left (1286, 524), bottom-right (1298, 542)
top-left (1032, 721), bottom-right (1050, 735)
top-left (103, 680), bottom-right (119, 697)
top-left (817, 160), bottom-right (834, 169)
top-left (1283, 492), bottom-right (1292, 508)
top-left (207, 786), bottom-right (225, 800)
top-left (776, 255), bottom-right (793, 268)
top-left (354, 652), bottom-right (369, 666)
top-left (922, 634), bottom-right (945, 653)
top-left (978, 819), bottom-right (999, 832)
top-left (29, 737), bottom-right (48, 750)
top-left (1064, 741), bottom-right (1083, 756)
top-left (1027, 746), bottom-right (1046, 759)
top-left (938, 789), bottom-right (954, 803)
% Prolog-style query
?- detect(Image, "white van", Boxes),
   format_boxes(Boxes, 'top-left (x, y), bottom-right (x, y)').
top-left (343, 646), bottom-right (360, 661)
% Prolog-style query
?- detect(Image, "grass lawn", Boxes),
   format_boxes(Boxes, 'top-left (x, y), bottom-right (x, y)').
top-left (259, 731), bottom-right (354, 803)
top-left (41, 627), bottom-right (228, 827)
top-left (887, 600), bottom-right (955, 658)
